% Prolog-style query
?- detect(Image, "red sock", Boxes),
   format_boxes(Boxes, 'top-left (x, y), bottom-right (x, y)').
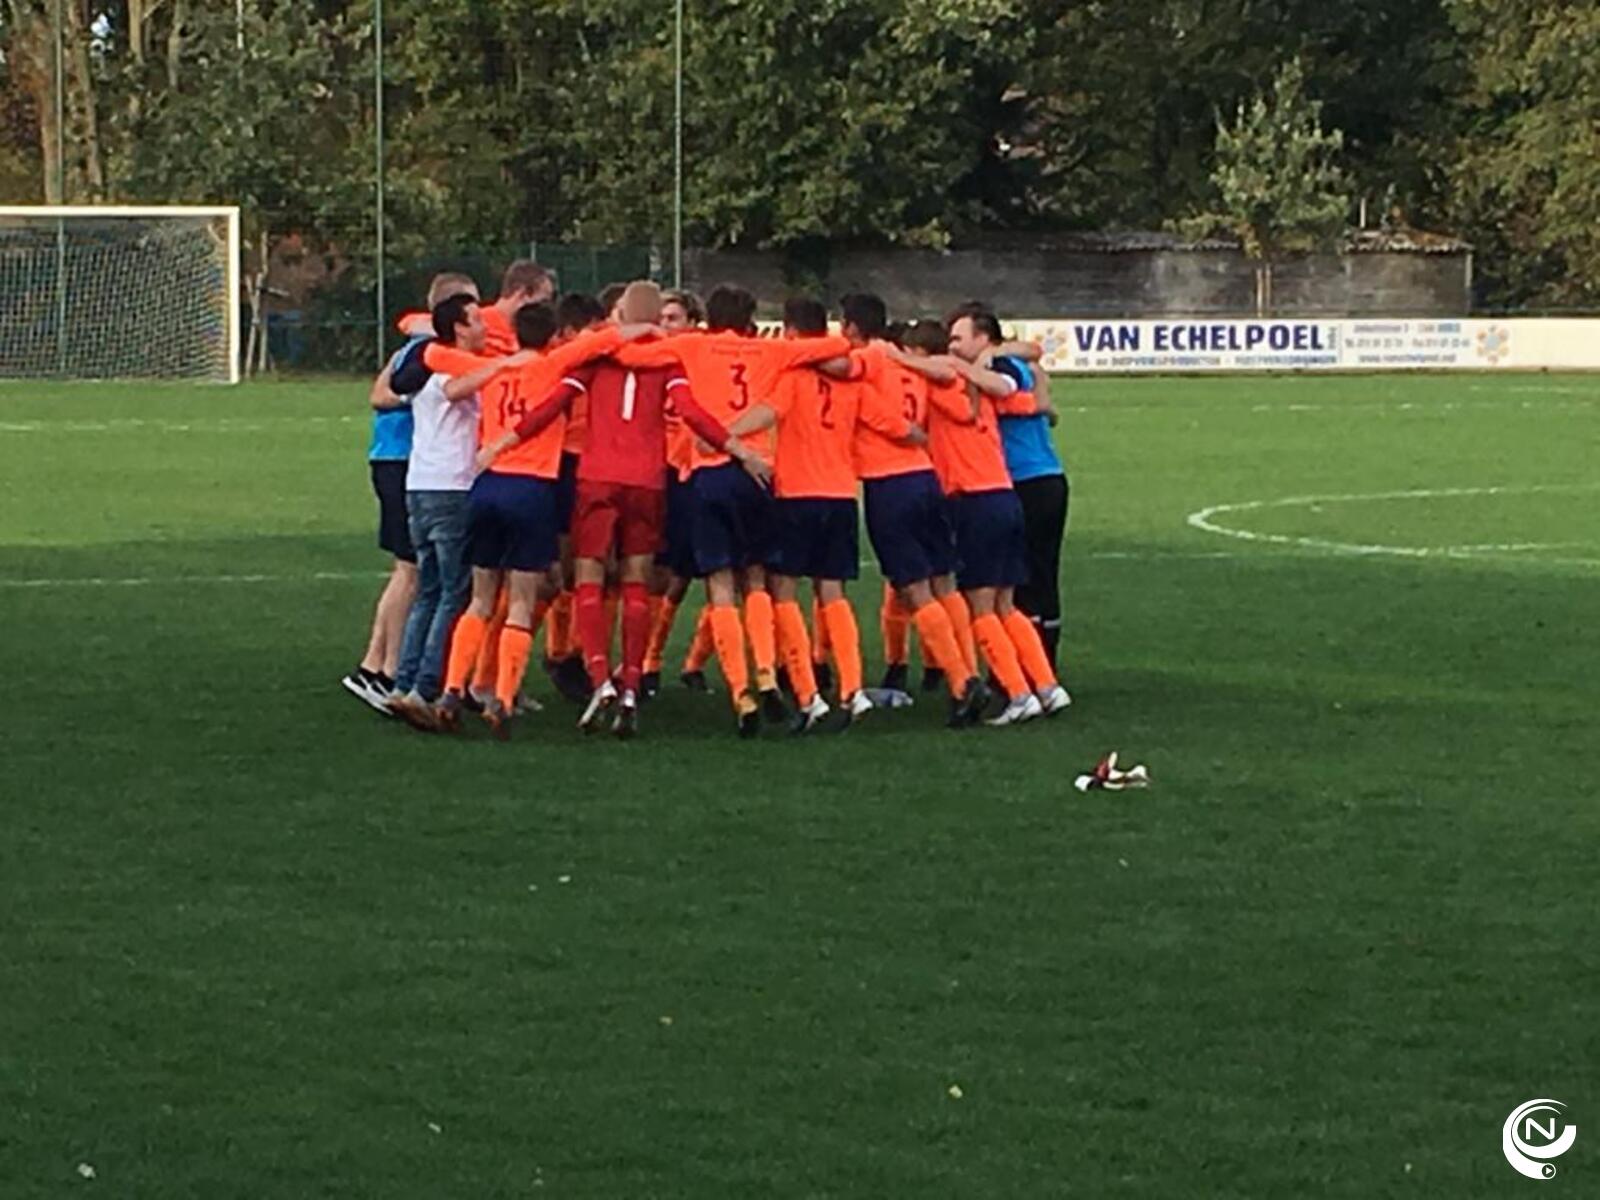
top-left (603, 587), bottom-right (620, 659)
top-left (619, 582), bottom-right (651, 692)
top-left (575, 581), bottom-right (610, 688)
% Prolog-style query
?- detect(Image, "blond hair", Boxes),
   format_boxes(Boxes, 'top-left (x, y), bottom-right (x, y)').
top-left (618, 280), bottom-right (664, 324)
top-left (426, 272), bottom-right (479, 307)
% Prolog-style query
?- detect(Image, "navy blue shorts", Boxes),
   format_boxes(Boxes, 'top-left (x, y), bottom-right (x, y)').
top-left (951, 488), bottom-right (1029, 590)
top-left (656, 473), bottom-right (700, 578)
top-left (863, 469), bottom-right (956, 587)
top-left (555, 451), bottom-right (581, 533)
top-left (467, 471), bottom-right (560, 572)
top-left (691, 461), bottom-right (777, 575)
top-left (773, 497), bottom-right (859, 581)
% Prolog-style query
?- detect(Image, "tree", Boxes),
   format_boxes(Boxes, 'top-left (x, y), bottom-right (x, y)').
top-left (1446, 0), bottom-right (1600, 309)
top-left (1182, 57), bottom-right (1348, 313)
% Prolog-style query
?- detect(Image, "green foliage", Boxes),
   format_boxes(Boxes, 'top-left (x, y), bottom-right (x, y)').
top-left (1183, 58), bottom-right (1348, 260)
top-left (1446, 0), bottom-right (1600, 307)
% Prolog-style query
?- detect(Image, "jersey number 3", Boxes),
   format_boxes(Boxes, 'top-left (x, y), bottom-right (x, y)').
top-left (729, 363), bottom-right (751, 411)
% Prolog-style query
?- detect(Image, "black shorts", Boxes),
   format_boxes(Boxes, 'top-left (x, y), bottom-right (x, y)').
top-left (773, 497), bottom-right (859, 582)
top-left (371, 459), bottom-right (415, 563)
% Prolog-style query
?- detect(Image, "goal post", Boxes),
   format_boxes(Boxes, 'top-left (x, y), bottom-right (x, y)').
top-left (0, 205), bottom-right (241, 384)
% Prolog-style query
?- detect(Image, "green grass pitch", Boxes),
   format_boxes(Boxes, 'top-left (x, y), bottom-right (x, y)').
top-left (2, 373), bottom-right (1596, 1197)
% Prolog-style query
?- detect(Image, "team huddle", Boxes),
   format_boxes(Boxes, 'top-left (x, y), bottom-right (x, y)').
top-left (341, 261), bottom-right (1073, 740)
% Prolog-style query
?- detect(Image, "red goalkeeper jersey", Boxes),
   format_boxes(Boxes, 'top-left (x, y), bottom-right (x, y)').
top-left (517, 358), bottom-right (732, 489)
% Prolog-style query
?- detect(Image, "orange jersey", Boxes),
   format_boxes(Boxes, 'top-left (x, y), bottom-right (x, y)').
top-left (617, 330), bottom-right (850, 471)
top-left (925, 377), bottom-right (1012, 495)
top-left (480, 304), bottom-right (519, 357)
top-left (426, 327), bottom-right (621, 478)
top-left (562, 388), bottom-right (588, 455)
top-left (848, 341), bottom-right (935, 480)
top-left (994, 388), bottom-right (1041, 416)
top-left (767, 365), bottom-right (911, 499)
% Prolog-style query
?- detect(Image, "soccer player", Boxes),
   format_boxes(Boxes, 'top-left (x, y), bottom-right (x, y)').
top-left (343, 271), bottom-right (478, 715)
top-left (396, 259), bottom-right (555, 354)
top-left (724, 296), bottom-right (922, 730)
top-left (900, 320), bottom-right (1071, 724)
top-left (541, 292), bottom-right (613, 705)
top-left (824, 293), bottom-right (989, 727)
top-left (642, 288), bottom-right (705, 698)
top-left (403, 304), bottom-right (653, 738)
top-left (383, 292), bottom-right (495, 729)
top-left (613, 284), bottom-right (851, 735)
top-left (478, 281), bottom-right (767, 737)
top-left (948, 304), bottom-right (1069, 670)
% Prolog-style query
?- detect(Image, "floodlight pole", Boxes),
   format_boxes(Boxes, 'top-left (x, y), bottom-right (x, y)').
top-left (374, 0), bottom-right (387, 367)
top-left (672, 0), bottom-right (683, 288)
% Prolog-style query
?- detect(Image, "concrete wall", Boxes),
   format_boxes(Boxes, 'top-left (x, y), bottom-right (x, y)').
top-left (683, 239), bottom-right (1472, 319)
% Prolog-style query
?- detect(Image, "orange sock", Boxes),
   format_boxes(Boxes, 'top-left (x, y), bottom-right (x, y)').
top-left (444, 610), bottom-right (490, 694)
top-left (471, 586), bottom-right (511, 695)
top-left (821, 598), bottom-right (864, 699)
top-left (495, 623), bottom-right (535, 710)
top-left (938, 590), bottom-right (978, 681)
top-left (743, 589), bottom-right (778, 692)
top-left (881, 582), bottom-right (910, 666)
top-left (545, 592), bottom-right (573, 660)
top-left (644, 596), bottom-right (679, 674)
top-left (708, 604), bottom-right (750, 709)
top-left (774, 600), bottom-right (819, 705)
top-left (810, 593), bottom-right (831, 666)
top-left (973, 612), bottom-right (1028, 699)
top-left (912, 600), bottom-right (964, 682)
top-left (684, 604), bottom-right (715, 672)
top-left (1004, 609), bottom-right (1058, 690)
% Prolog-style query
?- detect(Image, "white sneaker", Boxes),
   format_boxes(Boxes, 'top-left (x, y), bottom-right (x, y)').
top-left (986, 693), bottom-right (1044, 727)
top-left (1038, 684), bottom-right (1072, 717)
top-left (342, 671), bottom-right (394, 716)
top-left (848, 690), bottom-right (876, 722)
top-left (579, 680), bottom-right (618, 732)
top-left (792, 694), bottom-right (833, 734)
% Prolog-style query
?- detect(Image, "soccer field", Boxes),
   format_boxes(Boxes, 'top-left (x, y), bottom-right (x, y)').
top-left (2, 373), bottom-right (1597, 1197)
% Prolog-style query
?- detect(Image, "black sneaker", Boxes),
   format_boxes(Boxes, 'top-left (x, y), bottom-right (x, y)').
top-left (737, 696), bottom-right (762, 739)
top-left (880, 663), bottom-right (909, 692)
top-left (951, 676), bottom-right (992, 729)
top-left (813, 661), bottom-right (834, 695)
top-left (760, 687), bottom-right (791, 725)
top-left (775, 665), bottom-right (794, 701)
top-left (641, 671), bottom-right (662, 701)
top-left (920, 666), bottom-right (947, 694)
top-left (681, 669), bottom-right (709, 693)
top-left (555, 655), bottom-right (592, 704)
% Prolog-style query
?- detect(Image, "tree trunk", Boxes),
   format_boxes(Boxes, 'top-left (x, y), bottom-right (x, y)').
top-left (65, 0), bottom-right (104, 197)
top-left (167, 0), bottom-right (187, 92)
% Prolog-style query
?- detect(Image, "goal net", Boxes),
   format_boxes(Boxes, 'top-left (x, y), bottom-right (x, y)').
top-left (0, 206), bottom-right (240, 383)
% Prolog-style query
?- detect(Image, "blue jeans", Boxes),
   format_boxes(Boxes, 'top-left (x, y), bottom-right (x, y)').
top-left (393, 490), bottom-right (471, 700)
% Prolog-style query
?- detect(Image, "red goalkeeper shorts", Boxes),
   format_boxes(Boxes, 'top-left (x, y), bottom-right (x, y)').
top-left (572, 480), bottom-right (667, 560)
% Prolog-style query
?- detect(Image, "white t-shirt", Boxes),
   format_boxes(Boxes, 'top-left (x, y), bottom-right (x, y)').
top-left (404, 374), bottom-right (480, 491)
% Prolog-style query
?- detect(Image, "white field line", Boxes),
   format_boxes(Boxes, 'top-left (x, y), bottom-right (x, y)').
top-left (1186, 483), bottom-right (1600, 563)
top-left (0, 416), bottom-right (360, 433)
top-left (0, 569), bottom-right (386, 590)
